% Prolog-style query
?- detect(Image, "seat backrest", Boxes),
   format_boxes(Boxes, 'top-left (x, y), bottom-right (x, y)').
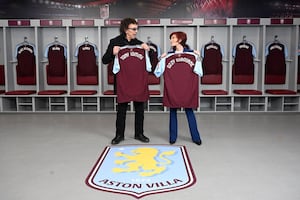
top-left (265, 42), bottom-right (286, 84)
top-left (76, 43), bottom-right (98, 85)
top-left (77, 43), bottom-right (98, 76)
top-left (232, 42), bottom-right (254, 84)
top-left (16, 44), bottom-right (36, 77)
top-left (0, 65), bottom-right (4, 85)
top-left (201, 42), bottom-right (223, 84)
top-left (47, 44), bottom-right (66, 77)
top-left (16, 44), bottom-right (36, 85)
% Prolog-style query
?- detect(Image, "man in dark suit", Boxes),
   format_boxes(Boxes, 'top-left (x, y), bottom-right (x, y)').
top-left (102, 18), bottom-right (150, 145)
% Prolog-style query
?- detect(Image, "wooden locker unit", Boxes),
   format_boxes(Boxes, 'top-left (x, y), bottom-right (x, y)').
top-left (0, 18), bottom-right (299, 113)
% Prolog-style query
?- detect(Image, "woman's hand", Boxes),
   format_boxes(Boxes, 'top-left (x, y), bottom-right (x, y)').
top-left (193, 50), bottom-right (200, 56)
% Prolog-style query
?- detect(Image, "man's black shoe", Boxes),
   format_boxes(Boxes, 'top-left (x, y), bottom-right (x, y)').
top-left (134, 134), bottom-right (150, 143)
top-left (111, 135), bottom-right (124, 145)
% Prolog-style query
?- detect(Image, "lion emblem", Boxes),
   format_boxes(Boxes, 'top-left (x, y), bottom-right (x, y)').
top-left (112, 147), bottom-right (175, 177)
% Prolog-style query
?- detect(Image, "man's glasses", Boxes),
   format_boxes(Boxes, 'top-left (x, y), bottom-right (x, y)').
top-left (128, 28), bottom-right (138, 31)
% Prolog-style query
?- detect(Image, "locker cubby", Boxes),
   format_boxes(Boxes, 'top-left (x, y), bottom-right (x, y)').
top-left (216, 104), bottom-right (232, 111)
top-left (100, 96), bottom-right (116, 111)
top-left (69, 23), bottom-right (100, 93)
top-left (147, 96), bottom-right (164, 112)
top-left (199, 24), bottom-right (230, 93)
top-left (67, 97), bottom-right (82, 112)
top-left (199, 97), bottom-right (216, 112)
top-left (234, 97), bottom-right (249, 111)
top-left (216, 96), bottom-right (232, 111)
top-left (284, 96), bottom-right (299, 104)
top-left (231, 25), bottom-right (264, 93)
top-left (250, 96), bottom-right (265, 104)
top-left (2, 97), bottom-right (17, 111)
top-left (82, 97), bottom-right (98, 112)
top-left (18, 101), bottom-right (33, 111)
top-left (283, 96), bottom-right (299, 112)
top-left (249, 96), bottom-right (266, 112)
top-left (267, 96), bottom-right (283, 111)
top-left (50, 105), bottom-right (65, 112)
top-left (5, 24), bottom-right (37, 92)
top-left (264, 24), bottom-right (298, 92)
top-left (17, 97), bottom-right (34, 112)
top-left (37, 24), bottom-right (68, 92)
top-left (35, 97), bottom-right (50, 112)
top-left (283, 104), bottom-right (299, 112)
top-left (100, 26), bottom-right (118, 94)
top-left (50, 97), bottom-right (66, 111)
top-left (250, 104), bottom-right (265, 112)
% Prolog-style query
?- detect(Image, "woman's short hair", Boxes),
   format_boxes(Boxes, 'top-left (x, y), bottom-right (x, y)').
top-left (120, 18), bottom-right (138, 35)
top-left (169, 31), bottom-right (187, 47)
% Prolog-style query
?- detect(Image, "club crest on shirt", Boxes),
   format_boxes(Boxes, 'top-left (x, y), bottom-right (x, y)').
top-left (86, 145), bottom-right (196, 198)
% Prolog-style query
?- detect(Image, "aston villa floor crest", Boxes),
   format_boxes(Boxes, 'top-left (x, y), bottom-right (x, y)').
top-left (86, 145), bottom-right (196, 198)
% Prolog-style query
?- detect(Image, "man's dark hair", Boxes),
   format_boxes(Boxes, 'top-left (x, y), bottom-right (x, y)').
top-left (120, 18), bottom-right (138, 35)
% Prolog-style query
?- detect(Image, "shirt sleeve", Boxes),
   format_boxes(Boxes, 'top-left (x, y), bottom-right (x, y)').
top-left (250, 42), bottom-right (257, 58)
top-left (284, 44), bottom-right (288, 58)
top-left (201, 45), bottom-right (205, 58)
top-left (93, 43), bottom-right (99, 57)
top-left (63, 44), bottom-right (67, 58)
top-left (193, 55), bottom-right (203, 77)
top-left (74, 43), bottom-right (81, 57)
top-left (265, 42), bottom-right (270, 56)
top-left (14, 44), bottom-right (20, 58)
top-left (145, 50), bottom-right (152, 72)
top-left (112, 55), bottom-right (120, 74)
top-left (232, 43), bottom-right (237, 57)
top-left (157, 46), bottom-right (161, 58)
top-left (220, 45), bottom-right (225, 57)
top-left (31, 44), bottom-right (36, 56)
top-left (44, 44), bottom-right (50, 58)
top-left (154, 57), bottom-right (166, 77)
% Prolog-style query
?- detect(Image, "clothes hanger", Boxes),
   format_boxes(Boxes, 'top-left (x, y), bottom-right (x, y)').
top-left (274, 35), bottom-right (280, 43)
top-left (239, 36), bottom-right (249, 49)
top-left (53, 36), bottom-right (60, 46)
top-left (242, 35), bottom-right (247, 44)
top-left (206, 35), bottom-right (218, 49)
top-left (147, 36), bottom-right (153, 44)
top-left (210, 35), bottom-right (215, 44)
top-left (54, 36), bottom-right (58, 43)
top-left (22, 36), bottom-right (29, 45)
top-left (84, 36), bottom-right (89, 45)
